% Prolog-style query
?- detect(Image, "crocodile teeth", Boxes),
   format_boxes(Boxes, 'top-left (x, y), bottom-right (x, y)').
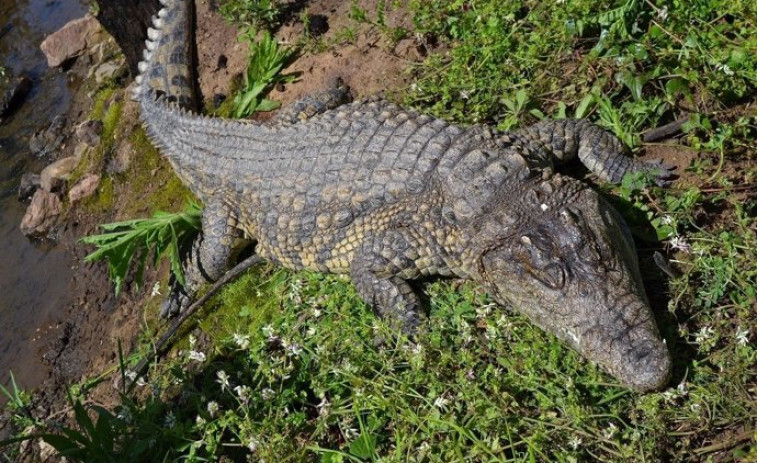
top-left (135, 75), bottom-right (143, 84)
top-left (158, 8), bottom-right (168, 18)
top-left (145, 39), bottom-right (157, 51)
top-left (152, 17), bottom-right (164, 28)
top-left (143, 49), bottom-right (152, 60)
top-left (138, 61), bottom-right (148, 73)
top-left (147, 27), bottom-right (160, 40)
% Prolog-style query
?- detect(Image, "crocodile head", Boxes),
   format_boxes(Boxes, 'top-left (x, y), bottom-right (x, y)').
top-left (474, 181), bottom-right (671, 391)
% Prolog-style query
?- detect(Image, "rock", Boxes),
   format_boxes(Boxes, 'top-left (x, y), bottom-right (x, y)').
top-left (40, 156), bottom-right (79, 192)
top-left (18, 172), bottom-right (41, 200)
top-left (20, 190), bottom-right (61, 237)
top-left (91, 58), bottom-right (127, 85)
top-left (68, 173), bottom-right (100, 203)
top-left (394, 38), bottom-right (423, 61)
top-left (74, 142), bottom-right (93, 159)
top-left (0, 76), bottom-right (32, 124)
top-left (75, 120), bottom-right (103, 146)
top-left (29, 115), bottom-right (67, 157)
top-left (40, 15), bottom-right (102, 68)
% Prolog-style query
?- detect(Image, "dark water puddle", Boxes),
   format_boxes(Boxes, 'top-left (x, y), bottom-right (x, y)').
top-left (0, 0), bottom-right (89, 397)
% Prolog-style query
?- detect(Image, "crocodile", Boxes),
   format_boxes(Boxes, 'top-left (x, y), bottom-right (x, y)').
top-left (133, 0), bottom-right (675, 391)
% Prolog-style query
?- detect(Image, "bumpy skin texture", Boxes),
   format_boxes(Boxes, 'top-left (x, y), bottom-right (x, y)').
top-left (135, 0), bottom-right (674, 391)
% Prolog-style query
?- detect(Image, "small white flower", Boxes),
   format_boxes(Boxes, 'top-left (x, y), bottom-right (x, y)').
top-left (287, 342), bottom-right (303, 356)
top-left (317, 397), bottom-right (330, 416)
top-left (306, 326), bottom-right (317, 337)
top-left (660, 214), bottom-right (675, 226)
top-left (694, 326), bottom-right (715, 344)
top-left (216, 370), bottom-right (231, 391)
top-left (261, 387), bottom-right (275, 400)
top-left (568, 435), bottom-right (582, 450)
top-left (234, 385), bottom-right (251, 403)
top-left (164, 411), bottom-right (177, 428)
top-left (476, 303), bottom-right (495, 318)
top-left (669, 235), bottom-right (691, 253)
top-left (312, 308), bottom-right (322, 318)
top-left (262, 324), bottom-right (275, 338)
top-left (117, 405), bottom-right (133, 424)
top-left (124, 370), bottom-right (145, 386)
top-left (736, 326), bottom-right (750, 346)
top-left (246, 437), bottom-right (259, 453)
top-left (187, 350), bottom-right (206, 362)
top-left (233, 333), bottom-right (250, 350)
top-left (195, 415), bottom-right (207, 427)
top-left (207, 401), bottom-right (220, 417)
top-left (433, 396), bottom-right (450, 410)
top-left (716, 63), bottom-right (734, 76)
top-left (677, 381), bottom-right (688, 397)
top-left (657, 6), bottom-right (669, 21)
top-left (188, 334), bottom-right (197, 347)
top-left (603, 422), bottom-right (618, 439)
top-left (460, 90), bottom-right (471, 100)
top-left (151, 281), bottom-right (161, 297)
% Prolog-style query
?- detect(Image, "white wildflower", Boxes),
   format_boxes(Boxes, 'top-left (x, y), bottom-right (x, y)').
top-left (216, 370), bottom-right (231, 391)
top-left (234, 385), bottom-right (251, 403)
top-left (466, 369), bottom-right (476, 380)
top-left (603, 422), bottom-right (618, 439)
top-left (188, 334), bottom-right (197, 347)
top-left (660, 214), bottom-right (675, 226)
top-left (736, 326), bottom-right (750, 346)
top-left (433, 396), bottom-right (450, 410)
top-left (460, 90), bottom-right (471, 100)
top-left (261, 387), bottom-right (275, 400)
top-left (657, 6), bottom-right (669, 21)
top-left (317, 397), bottom-right (330, 417)
top-left (151, 281), bottom-right (161, 297)
top-left (262, 324), bottom-right (275, 338)
top-left (669, 235), bottom-right (691, 253)
top-left (123, 370), bottom-right (146, 386)
top-left (476, 303), bottom-right (495, 318)
top-left (287, 342), bottom-right (303, 357)
top-left (187, 350), bottom-right (206, 363)
top-left (312, 308), bottom-right (322, 318)
top-left (195, 415), bottom-right (207, 427)
top-left (117, 405), bottom-right (133, 424)
top-left (246, 437), bottom-right (259, 453)
top-left (306, 326), bottom-right (317, 337)
top-left (694, 326), bottom-right (714, 344)
top-left (233, 333), bottom-right (251, 350)
top-left (207, 401), bottom-right (220, 417)
top-left (677, 381), bottom-right (689, 397)
top-left (716, 63), bottom-right (734, 76)
top-left (164, 411), bottom-right (177, 428)
top-left (568, 435), bottom-right (582, 450)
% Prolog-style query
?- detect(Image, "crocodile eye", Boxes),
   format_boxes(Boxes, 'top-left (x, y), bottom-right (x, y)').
top-left (526, 262), bottom-right (566, 290)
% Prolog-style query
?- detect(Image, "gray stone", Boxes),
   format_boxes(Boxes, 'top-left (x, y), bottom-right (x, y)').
top-left (18, 172), bottom-right (41, 200)
top-left (40, 156), bottom-right (79, 192)
top-left (29, 115), bottom-right (67, 157)
top-left (75, 120), bottom-right (103, 146)
top-left (20, 190), bottom-right (61, 237)
top-left (93, 59), bottom-right (127, 85)
top-left (68, 173), bottom-right (101, 203)
top-left (40, 15), bottom-right (102, 68)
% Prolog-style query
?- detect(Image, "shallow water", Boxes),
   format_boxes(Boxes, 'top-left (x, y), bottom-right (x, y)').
top-left (0, 0), bottom-right (89, 395)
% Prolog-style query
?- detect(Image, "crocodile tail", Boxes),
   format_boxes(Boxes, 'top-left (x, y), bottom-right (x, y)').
top-left (131, 0), bottom-right (196, 110)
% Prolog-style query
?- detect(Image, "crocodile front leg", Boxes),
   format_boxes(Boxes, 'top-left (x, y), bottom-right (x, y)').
top-left (513, 119), bottom-right (675, 185)
top-left (160, 201), bottom-right (247, 317)
top-left (350, 232), bottom-right (425, 335)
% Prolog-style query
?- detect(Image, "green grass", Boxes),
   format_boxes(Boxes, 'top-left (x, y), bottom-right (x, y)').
top-left (3, 0), bottom-right (756, 461)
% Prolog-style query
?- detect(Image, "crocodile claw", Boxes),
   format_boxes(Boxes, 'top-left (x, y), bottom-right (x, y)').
top-left (642, 158), bottom-right (677, 187)
top-left (159, 284), bottom-right (191, 318)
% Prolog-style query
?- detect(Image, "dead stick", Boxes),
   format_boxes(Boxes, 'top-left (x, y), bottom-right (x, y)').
top-left (642, 115), bottom-right (690, 143)
top-left (128, 254), bottom-right (266, 385)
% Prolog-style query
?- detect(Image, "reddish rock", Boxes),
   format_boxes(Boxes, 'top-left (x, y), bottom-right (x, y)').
top-left (20, 190), bottom-right (62, 237)
top-left (68, 174), bottom-right (101, 203)
top-left (40, 15), bottom-right (102, 68)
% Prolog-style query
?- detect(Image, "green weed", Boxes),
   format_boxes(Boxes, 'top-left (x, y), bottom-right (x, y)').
top-left (232, 29), bottom-right (297, 118)
top-left (218, 0), bottom-right (283, 29)
top-left (80, 202), bottom-right (202, 295)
